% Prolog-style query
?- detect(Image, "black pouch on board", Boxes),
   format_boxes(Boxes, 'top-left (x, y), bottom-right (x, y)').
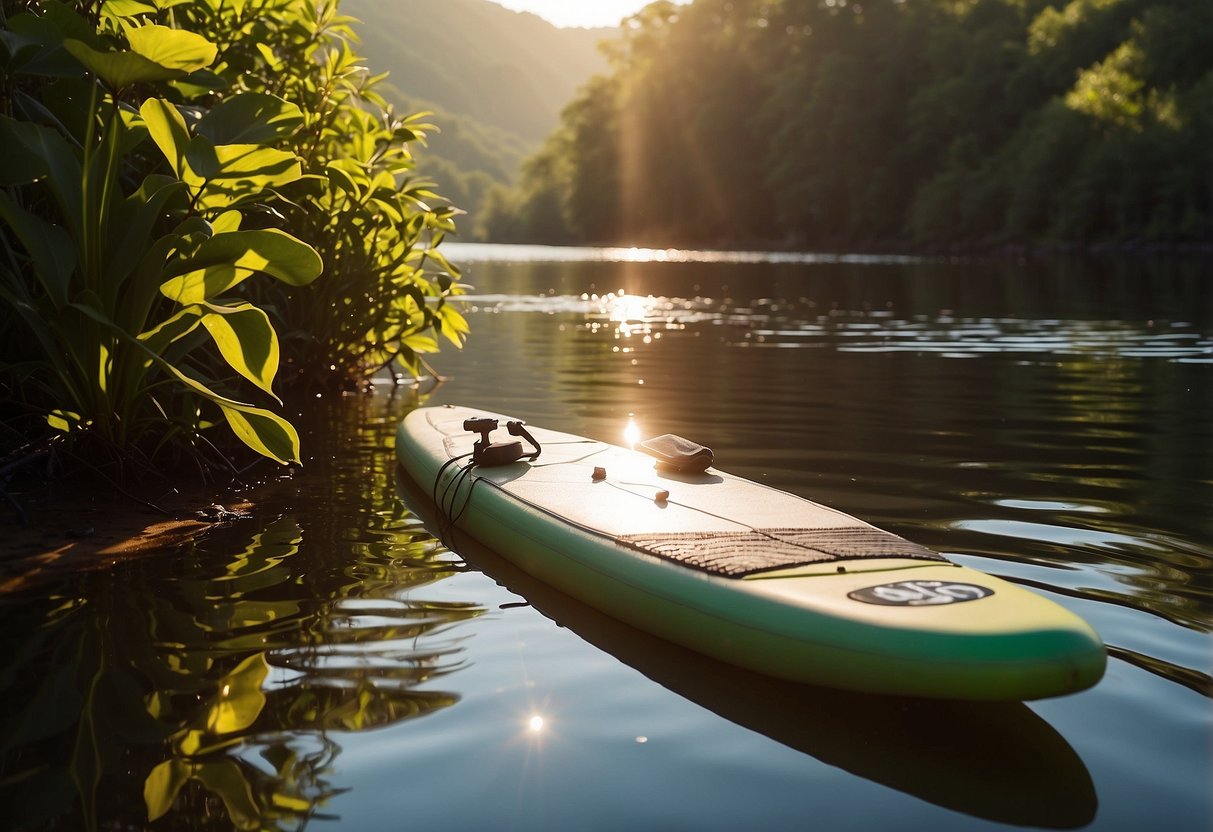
top-left (639, 434), bottom-right (714, 473)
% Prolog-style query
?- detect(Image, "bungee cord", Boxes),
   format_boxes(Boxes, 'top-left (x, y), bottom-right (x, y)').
top-left (430, 417), bottom-right (543, 542)
top-left (432, 451), bottom-right (476, 541)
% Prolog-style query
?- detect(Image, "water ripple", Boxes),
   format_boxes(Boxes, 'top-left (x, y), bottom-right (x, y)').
top-left (461, 292), bottom-right (1211, 363)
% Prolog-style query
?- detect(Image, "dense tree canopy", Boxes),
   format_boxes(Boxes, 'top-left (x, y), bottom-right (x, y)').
top-left (483, 0), bottom-right (1213, 250)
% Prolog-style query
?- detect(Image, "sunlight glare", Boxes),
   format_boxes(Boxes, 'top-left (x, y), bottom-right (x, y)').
top-left (608, 293), bottom-right (655, 324)
top-left (624, 416), bottom-right (641, 449)
top-left (528, 714), bottom-right (544, 732)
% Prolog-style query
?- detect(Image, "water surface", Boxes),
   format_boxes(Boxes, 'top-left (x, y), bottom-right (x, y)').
top-left (1, 245), bottom-right (1210, 830)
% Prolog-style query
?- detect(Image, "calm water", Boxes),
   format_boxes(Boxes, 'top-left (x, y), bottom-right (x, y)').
top-left (1, 244), bottom-right (1210, 831)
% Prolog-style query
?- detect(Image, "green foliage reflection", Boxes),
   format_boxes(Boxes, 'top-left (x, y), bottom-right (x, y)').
top-left (0, 510), bottom-right (472, 830)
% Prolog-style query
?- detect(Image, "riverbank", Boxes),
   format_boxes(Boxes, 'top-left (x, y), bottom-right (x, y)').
top-left (0, 490), bottom-right (253, 595)
top-left (480, 235), bottom-right (1213, 260)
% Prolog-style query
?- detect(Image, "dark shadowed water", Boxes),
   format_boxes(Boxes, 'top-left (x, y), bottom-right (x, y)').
top-left (1, 244), bottom-right (1210, 831)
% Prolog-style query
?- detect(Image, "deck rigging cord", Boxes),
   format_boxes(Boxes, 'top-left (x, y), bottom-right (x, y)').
top-left (431, 417), bottom-right (542, 540)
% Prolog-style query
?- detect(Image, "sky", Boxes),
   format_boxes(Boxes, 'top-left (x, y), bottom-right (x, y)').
top-left (489, 0), bottom-right (684, 28)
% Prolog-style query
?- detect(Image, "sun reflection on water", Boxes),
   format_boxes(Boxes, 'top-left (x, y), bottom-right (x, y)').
top-left (624, 417), bottom-right (641, 449)
top-left (608, 290), bottom-right (657, 325)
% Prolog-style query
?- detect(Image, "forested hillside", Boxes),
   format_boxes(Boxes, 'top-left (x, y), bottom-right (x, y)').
top-left (340, 0), bottom-right (609, 232)
top-left (483, 0), bottom-right (1213, 250)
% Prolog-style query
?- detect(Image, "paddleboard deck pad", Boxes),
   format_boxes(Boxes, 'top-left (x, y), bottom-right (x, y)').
top-left (396, 405), bottom-right (1106, 700)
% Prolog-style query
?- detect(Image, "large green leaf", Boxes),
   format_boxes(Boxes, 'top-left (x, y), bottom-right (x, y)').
top-left (160, 229), bottom-right (322, 302)
top-left (136, 304), bottom-right (203, 352)
top-left (195, 93), bottom-right (304, 145)
top-left (64, 39), bottom-right (182, 88)
top-left (73, 301), bottom-right (302, 464)
top-left (199, 303), bottom-right (280, 398)
top-left (125, 25), bottom-right (216, 75)
top-left (219, 404), bottom-right (299, 464)
top-left (186, 145), bottom-right (302, 210)
top-left (168, 67), bottom-right (227, 98)
top-left (105, 176), bottom-right (186, 293)
top-left (184, 134), bottom-right (221, 181)
top-left (158, 264), bottom-right (256, 305)
top-left (6, 11), bottom-right (94, 77)
top-left (63, 26), bottom-right (213, 89)
top-left (116, 233), bottom-right (180, 337)
top-left (102, 0), bottom-right (159, 20)
top-left (139, 98), bottom-right (191, 177)
top-left (11, 90), bottom-right (73, 143)
top-left (211, 210), bottom-right (242, 233)
top-left (0, 115), bottom-right (82, 238)
top-left (0, 28), bottom-right (42, 72)
top-left (35, 1), bottom-right (97, 45)
top-left (0, 191), bottom-right (75, 307)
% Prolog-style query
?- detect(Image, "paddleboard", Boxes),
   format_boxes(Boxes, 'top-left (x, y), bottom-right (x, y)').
top-left (395, 405), bottom-right (1106, 700)
top-left (389, 487), bottom-right (1097, 826)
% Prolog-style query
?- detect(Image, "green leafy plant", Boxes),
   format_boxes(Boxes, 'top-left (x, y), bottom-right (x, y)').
top-left (1, 0), bottom-right (467, 478)
top-left (1, 5), bottom-right (322, 473)
top-left (163, 0), bottom-right (468, 389)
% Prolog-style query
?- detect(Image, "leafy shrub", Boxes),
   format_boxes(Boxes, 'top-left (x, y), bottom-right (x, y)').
top-left (166, 0), bottom-right (467, 388)
top-left (0, 0), bottom-right (463, 478)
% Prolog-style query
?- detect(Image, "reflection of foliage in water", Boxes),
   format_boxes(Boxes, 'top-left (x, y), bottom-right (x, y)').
top-left (0, 453), bottom-right (475, 831)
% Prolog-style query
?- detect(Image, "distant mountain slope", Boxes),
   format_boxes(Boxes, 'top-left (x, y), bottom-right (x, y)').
top-left (342, 0), bottom-right (609, 142)
top-left (340, 0), bottom-right (611, 235)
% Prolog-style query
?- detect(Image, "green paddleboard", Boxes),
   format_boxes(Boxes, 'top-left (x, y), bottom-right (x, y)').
top-left (396, 405), bottom-right (1106, 700)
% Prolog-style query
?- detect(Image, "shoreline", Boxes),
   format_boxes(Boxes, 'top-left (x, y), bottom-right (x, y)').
top-left (465, 237), bottom-right (1213, 260)
top-left (0, 491), bottom-right (253, 595)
